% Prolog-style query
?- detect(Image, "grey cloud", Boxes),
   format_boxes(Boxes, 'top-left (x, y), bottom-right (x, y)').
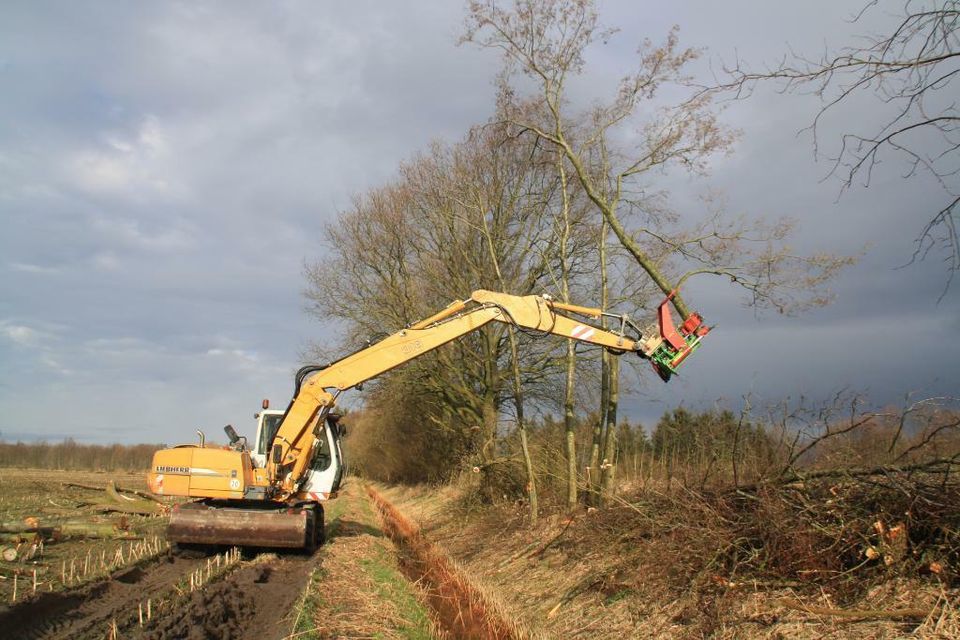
top-left (0, 1), bottom-right (956, 444)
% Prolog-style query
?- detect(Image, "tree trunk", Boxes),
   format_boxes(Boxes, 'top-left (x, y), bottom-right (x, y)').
top-left (479, 328), bottom-right (501, 464)
top-left (600, 353), bottom-right (619, 503)
top-left (590, 217), bottom-right (611, 505)
top-left (557, 155), bottom-right (578, 510)
top-left (507, 326), bottom-right (538, 522)
top-left (0, 520), bottom-right (131, 539)
top-left (478, 200), bottom-right (538, 522)
top-left (563, 339), bottom-right (577, 509)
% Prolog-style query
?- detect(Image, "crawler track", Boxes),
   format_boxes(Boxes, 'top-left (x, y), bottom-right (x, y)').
top-left (1, 553), bottom-right (208, 640)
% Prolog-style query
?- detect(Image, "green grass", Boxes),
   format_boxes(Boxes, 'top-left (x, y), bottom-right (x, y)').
top-left (290, 568), bottom-right (325, 640)
top-left (604, 588), bottom-right (635, 605)
top-left (323, 496), bottom-right (348, 539)
top-left (291, 488), bottom-right (436, 640)
top-left (289, 497), bottom-right (348, 640)
top-left (355, 488), bottom-right (434, 639)
top-left (358, 541), bottom-right (434, 640)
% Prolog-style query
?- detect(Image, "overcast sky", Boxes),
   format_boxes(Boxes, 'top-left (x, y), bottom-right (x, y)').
top-left (1, 1), bottom-right (957, 444)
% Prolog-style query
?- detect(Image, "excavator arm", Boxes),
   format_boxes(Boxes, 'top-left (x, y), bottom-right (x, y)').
top-left (267, 290), bottom-right (682, 497)
top-left (152, 288), bottom-right (709, 549)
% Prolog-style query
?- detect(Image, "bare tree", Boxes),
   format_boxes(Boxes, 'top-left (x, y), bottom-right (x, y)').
top-left (304, 127), bottom-right (574, 514)
top-left (474, 176), bottom-right (543, 521)
top-left (462, 0), bottom-right (851, 320)
top-left (553, 153), bottom-right (580, 509)
top-left (718, 1), bottom-right (960, 295)
top-left (765, 391), bottom-right (960, 479)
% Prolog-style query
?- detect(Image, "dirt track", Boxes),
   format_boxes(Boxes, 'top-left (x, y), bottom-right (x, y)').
top-left (1, 553), bottom-right (207, 640)
top-left (1, 546), bottom-right (322, 640)
top-left (2, 484), bottom-right (497, 640)
top-left (136, 553), bottom-right (319, 640)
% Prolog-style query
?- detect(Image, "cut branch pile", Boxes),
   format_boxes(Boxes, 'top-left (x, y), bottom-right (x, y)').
top-left (740, 469), bottom-right (960, 591)
top-left (594, 465), bottom-right (959, 612)
top-left (0, 479), bottom-right (166, 559)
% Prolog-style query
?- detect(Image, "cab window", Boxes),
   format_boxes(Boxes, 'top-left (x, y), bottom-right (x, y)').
top-left (258, 414), bottom-right (284, 455)
top-left (310, 423), bottom-right (334, 472)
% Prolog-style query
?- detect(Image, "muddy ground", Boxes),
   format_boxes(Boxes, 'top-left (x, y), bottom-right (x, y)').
top-left (136, 554), bottom-right (317, 640)
top-left (0, 478), bottom-right (453, 640)
top-left (0, 469), bottom-right (168, 603)
top-left (2, 553), bottom-right (208, 640)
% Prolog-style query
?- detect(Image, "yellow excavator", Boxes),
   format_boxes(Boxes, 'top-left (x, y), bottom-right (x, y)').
top-left (147, 290), bottom-right (709, 550)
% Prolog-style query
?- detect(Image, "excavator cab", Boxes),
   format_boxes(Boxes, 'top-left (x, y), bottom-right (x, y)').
top-left (296, 414), bottom-right (346, 500)
top-left (250, 405), bottom-right (345, 500)
top-left (252, 408), bottom-right (286, 469)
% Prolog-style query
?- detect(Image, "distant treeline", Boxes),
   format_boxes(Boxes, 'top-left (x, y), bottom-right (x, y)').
top-left (0, 439), bottom-right (161, 471)
top-left (347, 400), bottom-right (960, 498)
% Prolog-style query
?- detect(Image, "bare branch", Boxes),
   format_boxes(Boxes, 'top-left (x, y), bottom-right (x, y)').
top-left (712, 1), bottom-right (960, 290)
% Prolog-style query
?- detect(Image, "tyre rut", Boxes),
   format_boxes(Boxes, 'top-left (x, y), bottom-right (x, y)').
top-left (131, 552), bottom-right (321, 640)
top-left (1, 553), bottom-right (208, 640)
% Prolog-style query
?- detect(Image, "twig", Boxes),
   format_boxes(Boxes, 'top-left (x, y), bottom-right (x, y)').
top-left (528, 516), bottom-right (576, 559)
top-left (740, 456), bottom-right (960, 491)
top-left (776, 597), bottom-right (933, 621)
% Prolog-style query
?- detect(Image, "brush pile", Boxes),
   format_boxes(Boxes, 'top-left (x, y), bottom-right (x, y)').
top-left (559, 463), bottom-right (960, 633)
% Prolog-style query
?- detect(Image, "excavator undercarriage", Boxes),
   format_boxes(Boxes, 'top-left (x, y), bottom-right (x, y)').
top-left (168, 501), bottom-right (324, 550)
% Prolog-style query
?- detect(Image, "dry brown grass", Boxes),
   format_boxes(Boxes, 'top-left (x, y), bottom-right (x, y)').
top-left (914, 596), bottom-right (960, 639)
top-left (292, 483), bottom-right (442, 640)
top-left (381, 475), bottom-right (959, 639)
top-left (306, 533), bottom-right (425, 638)
top-left (368, 484), bottom-right (533, 640)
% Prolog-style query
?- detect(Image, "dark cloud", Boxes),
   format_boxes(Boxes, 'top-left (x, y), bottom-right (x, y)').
top-left (0, 1), bottom-right (956, 444)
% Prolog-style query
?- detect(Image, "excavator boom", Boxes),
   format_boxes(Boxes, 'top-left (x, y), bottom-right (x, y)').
top-left (266, 290), bottom-right (644, 495)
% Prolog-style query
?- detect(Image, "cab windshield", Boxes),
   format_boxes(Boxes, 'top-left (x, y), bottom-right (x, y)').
top-left (258, 414), bottom-right (284, 455)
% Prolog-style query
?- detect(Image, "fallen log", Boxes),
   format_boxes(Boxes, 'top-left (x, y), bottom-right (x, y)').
top-left (57, 481), bottom-right (163, 515)
top-left (61, 522), bottom-right (134, 538)
top-left (0, 518), bottom-right (43, 534)
top-left (0, 532), bottom-right (41, 543)
top-left (62, 481), bottom-right (165, 504)
top-left (96, 502), bottom-right (163, 516)
top-left (0, 518), bottom-right (133, 540)
top-left (105, 481), bottom-right (163, 514)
